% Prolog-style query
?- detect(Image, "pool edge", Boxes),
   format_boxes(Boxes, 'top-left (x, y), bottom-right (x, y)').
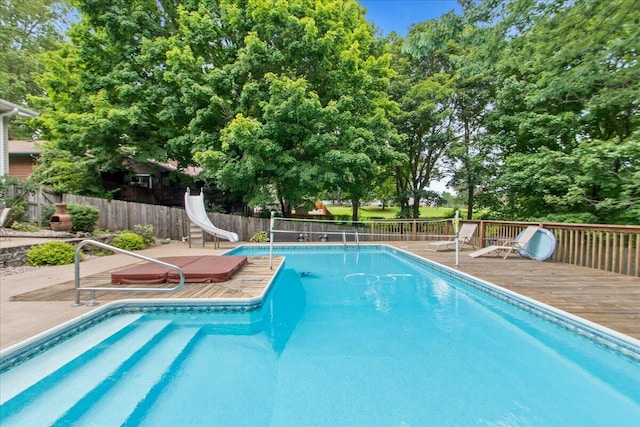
top-left (0, 251), bottom-right (285, 370)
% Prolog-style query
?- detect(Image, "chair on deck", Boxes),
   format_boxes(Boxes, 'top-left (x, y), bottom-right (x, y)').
top-left (426, 223), bottom-right (477, 252)
top-left (0, 208), bottom-right (11, 240)
top-left (468, 226), bottom-right (539, 259)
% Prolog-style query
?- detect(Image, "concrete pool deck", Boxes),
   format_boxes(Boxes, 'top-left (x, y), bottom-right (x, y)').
top-left (1, 239), bottom-right (639, 350)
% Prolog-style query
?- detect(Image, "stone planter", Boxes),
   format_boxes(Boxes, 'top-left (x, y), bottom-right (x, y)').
top-left (50, 203), bottom-right (73, 232)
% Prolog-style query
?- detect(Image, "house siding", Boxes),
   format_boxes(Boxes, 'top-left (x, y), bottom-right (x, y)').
top-left (9, 155), bottom-right (36, 178)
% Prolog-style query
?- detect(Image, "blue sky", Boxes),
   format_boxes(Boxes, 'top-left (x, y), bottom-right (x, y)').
top-left (360, 0), bottom-right (461, 36)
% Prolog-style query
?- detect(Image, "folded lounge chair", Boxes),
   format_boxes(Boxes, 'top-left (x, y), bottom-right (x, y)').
top-left (426, 223), bottom-right (477, 252)
top-left (468, 226), bottom-right (539, 259)
top-left (0, 208), bottom-right (11, 240)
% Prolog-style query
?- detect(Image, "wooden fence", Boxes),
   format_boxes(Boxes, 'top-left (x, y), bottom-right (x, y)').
top-left (22, 194), bottom-right (639, 277)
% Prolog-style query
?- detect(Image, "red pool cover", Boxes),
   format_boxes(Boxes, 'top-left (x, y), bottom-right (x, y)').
top-left (111, 255), bottom-right (248, 284)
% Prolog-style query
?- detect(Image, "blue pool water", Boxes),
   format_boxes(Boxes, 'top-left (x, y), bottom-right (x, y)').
top-left (1, 245), bottom-right (639, 426)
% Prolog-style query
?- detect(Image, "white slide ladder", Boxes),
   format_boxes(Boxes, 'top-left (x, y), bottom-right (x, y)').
top-left (184, 188), bottom-right (239, 242)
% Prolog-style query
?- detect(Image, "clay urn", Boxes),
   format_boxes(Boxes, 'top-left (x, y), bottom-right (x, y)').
top-left (50, 203), bottom-right (73, 232)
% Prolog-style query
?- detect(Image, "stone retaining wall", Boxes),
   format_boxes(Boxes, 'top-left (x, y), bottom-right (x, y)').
top-left (0, 237), bottom-right (112, 268)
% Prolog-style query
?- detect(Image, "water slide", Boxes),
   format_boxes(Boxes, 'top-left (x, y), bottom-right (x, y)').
top-left (184, 188), bottom-right (239, 242)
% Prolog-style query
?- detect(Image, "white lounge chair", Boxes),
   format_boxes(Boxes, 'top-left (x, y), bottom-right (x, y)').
top-left (426, 223), bottom-right (477, 252)
top-left (0, 207), bottom-right (11, 240)
top-left (468, 226), bottom-right (539, 259)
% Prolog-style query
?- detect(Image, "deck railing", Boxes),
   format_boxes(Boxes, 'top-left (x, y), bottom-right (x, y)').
top-left (366, 219), bottom-right (639, 277)
top-left (477, 221), bottom-right (639, 277)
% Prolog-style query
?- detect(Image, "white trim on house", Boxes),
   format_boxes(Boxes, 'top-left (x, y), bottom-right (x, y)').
top-left (1, 99), bottom-right (39, 176)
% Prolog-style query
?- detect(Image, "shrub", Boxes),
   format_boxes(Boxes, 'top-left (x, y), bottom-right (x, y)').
top-left (532, 213), bottom-right (599, 224)
top-left (335, 214), bottom-right (351, 224)
top-left (40, 204), bottom-right (56, 227)
top-left (250, 231), bottom-right (269, 242)
top-left (111, 231), bottom-right (146, 251)
top-left (26, 241), bottom-right (81, 266)
top-left (67, 203), bottom-right (100, 233)
top-left (10, 221), bottom-right (40, 232)
top-left (133, 224), bottom-right (156, 247)
top-left (0, 176), bottom-right (36, 225)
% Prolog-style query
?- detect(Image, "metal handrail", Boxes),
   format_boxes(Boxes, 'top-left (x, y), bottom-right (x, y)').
top-left (74, 240), bottom-right (185, 306)
top-left (342, 231), bottom-right (360, 249)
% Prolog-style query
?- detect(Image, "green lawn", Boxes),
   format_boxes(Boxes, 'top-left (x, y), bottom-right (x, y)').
top-left (327, 205), bottom-right (459, 219)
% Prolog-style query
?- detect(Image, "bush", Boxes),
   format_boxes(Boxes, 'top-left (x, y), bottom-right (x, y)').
top-left (133, 224), bottom-right (156, 247)
top-left (111, 231), bottom-right (146, 251)
top-left (40, 204), bottom-right (56, 227)
top-left (11, 221), bottom-right (40, 232)
top-left (532, 212), bottom-right (599, 224)
top-left (250, 231), bottom-right (269, 242)
top-left (26, 241), bottom-right (81, 266)
top-left (67, 203), bottom-right (99, 233)
top-left (0, 176), bottom-right (36, 225)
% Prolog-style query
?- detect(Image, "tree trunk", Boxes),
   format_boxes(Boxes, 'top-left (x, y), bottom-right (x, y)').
top-left (352, 200), bottom-right (359, 222)
top-left (278, 196), bottom-right (292, 218)
top-left (466, 184), bottom-right (474, 219)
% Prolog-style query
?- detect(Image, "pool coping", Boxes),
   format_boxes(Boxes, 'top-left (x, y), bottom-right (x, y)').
top-left (387, 244), bottom-right (640, 362)
top-left (2, 244), bottom-right (639, 371)
top-left (0, 251), bottom-right (285, 370)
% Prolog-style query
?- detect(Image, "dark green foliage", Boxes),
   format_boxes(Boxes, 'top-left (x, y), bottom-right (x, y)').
top-left (0, 176), bottom-right (37, 225)
top-left (533, 213), bottom-right (599, 225)
top-left (133, 224), bottom-right (156, 247)
top-left (26, 241), bottom-right (81, 266)
top-left (473, 0), bottom-right (640, 224)
top-left (66, 203), bottom-right (99, 233)
top-left (24, 0), bottom-right (639, 225)
top-left (29, 146), bottom-right (107, 197)
top-left (40, 204), bottom-right (55, 227)
top-left (111, 231), bottom-right (146, 251)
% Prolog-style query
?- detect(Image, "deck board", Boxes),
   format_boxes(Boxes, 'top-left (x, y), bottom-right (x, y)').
top-left (11, 257), bottom-right (282, 302)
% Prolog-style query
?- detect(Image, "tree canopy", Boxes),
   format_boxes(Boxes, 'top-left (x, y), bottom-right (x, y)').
top-left (6, 0), bottom-right (637, 224)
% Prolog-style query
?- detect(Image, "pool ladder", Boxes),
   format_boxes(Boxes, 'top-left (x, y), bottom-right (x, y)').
top-left (342, 231), bottom-right (360, 249)
top-left (73, 239), bottom-right (185, 307)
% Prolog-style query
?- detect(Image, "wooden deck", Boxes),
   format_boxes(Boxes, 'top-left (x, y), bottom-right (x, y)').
top-left (11, 256), bottom-right (284, 302)
top-left (9, 243), bottom-right (640, 340)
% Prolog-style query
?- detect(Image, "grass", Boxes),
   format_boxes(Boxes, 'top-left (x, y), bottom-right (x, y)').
top-left (326, 205), bottom-right (460, 220)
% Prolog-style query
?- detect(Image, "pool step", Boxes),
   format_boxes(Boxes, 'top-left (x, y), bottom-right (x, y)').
top-left (62, 326), bottom-right (200, 426)
top-left (0, 313), bottom-right (143, 405)
top-left (0, 319), bottom-right (172, 427)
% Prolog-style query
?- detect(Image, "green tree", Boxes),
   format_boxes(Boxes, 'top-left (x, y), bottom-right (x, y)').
top-left (36, 0), bottom-right (181, 173)
top-left (443, 19), bottom-right (496, 220)
top-left (37, 0), bottom-right (397, 217)
top-left (0, 0), bottom-right (71, 138)
top-left (29, 143), bottom-right (105, 196)
top-left (474, 0), bottom-right (640, 223)
top-left (190, 0), bottom-right (398, 218)
top-left (388, 16), bottom-right (459, 218)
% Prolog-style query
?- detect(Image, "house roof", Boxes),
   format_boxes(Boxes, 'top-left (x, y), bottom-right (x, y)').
top-left (124, 158), bottom-right (202, 177)
top-left (8, 140), bottom-right (43, 154)
top-left (157, 160), bottom-right (202, 178)
top-left (0, 99), bottom-right (39, 118)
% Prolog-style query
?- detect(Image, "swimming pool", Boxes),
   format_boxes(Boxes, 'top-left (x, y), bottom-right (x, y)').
top-left (1, 245), bottom-right (639, 425)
